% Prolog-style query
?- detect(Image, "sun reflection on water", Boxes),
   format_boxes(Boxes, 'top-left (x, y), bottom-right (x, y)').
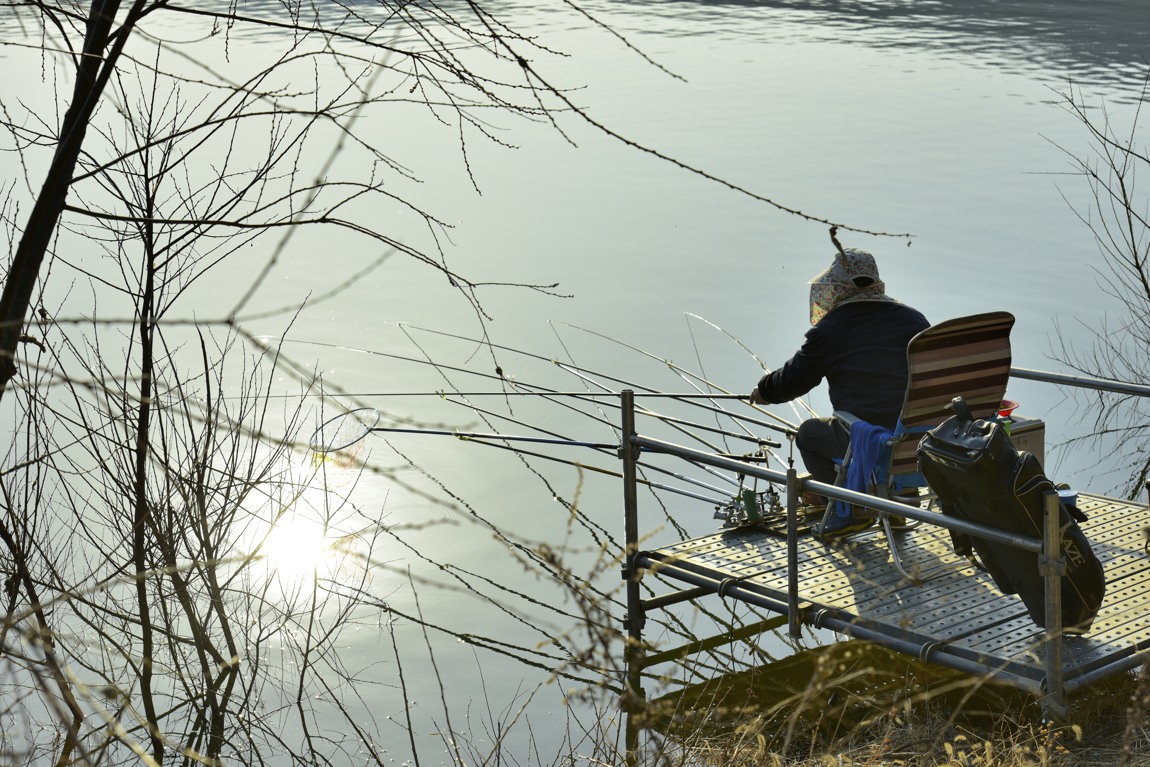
top-left (260, 515), bottom-right (340, 582)
top-left (254, 486), bottom-right (363, 590)
top-left (240, 431), bottom-right (376, 602)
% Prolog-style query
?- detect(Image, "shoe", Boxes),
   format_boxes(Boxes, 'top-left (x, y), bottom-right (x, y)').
top-left (892, 489), bottom-right (921, 506)
top-left (812, 513), bottom-right (875, 540)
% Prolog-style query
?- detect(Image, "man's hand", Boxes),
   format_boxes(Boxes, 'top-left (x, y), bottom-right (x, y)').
top-left (748, 387), bottom-right (766, 405)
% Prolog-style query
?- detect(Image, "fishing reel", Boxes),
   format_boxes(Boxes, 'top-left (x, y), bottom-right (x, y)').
top-left (714, 452), bottom-right (782, 528)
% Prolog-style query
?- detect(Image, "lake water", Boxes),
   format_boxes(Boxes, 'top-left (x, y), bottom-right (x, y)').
top-left (4, 0), bottom-right (1150, 762)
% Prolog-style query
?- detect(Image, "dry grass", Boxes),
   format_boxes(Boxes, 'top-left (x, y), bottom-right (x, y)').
top-left (629, 643), bottom-right (1150, 767)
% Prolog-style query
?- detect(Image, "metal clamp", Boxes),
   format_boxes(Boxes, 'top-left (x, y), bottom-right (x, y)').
top-left (1038, 555), bottom-right (1068, 578)
top-left (919, 640), bottom-right (943, 663)
top-left (717, 575), bottom-right (754, 598)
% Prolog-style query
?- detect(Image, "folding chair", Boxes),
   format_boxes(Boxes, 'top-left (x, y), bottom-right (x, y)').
top-left (818, 311), bottom-right (1015, 578)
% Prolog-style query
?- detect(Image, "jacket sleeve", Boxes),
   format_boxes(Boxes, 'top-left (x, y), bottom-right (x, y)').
top-left (756, 326), bottom-right (827, 404)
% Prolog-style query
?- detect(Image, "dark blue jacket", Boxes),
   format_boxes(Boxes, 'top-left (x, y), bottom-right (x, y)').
top-left (756, 301), bottom-right (930, 430)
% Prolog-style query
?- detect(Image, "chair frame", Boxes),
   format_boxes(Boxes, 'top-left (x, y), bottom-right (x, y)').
top-left (819, 311), bottom-right (1016, 579)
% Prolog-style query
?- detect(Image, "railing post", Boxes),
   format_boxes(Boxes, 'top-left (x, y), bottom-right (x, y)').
top-left (786, 465), bottom-right (800, 639)
top-left (1040, 489), bottom-right (1068, 720)
top-left (620, 390), bottom-right (645, 761)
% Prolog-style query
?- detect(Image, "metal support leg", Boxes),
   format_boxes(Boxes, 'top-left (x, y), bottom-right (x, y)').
top-left (786, 466), bottom-right (800, 639)
top-left (620, 390), bottom-right (645, 762)
top-left (1040, 490), bottom-right (1069, 721)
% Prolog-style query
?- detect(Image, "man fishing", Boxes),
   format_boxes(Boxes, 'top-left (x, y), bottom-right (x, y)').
top-left (749, 246), bottom-right (929, 538)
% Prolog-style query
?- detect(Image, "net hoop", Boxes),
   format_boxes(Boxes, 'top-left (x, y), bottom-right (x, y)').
top-left (309, 407), bottom-right (381, 453)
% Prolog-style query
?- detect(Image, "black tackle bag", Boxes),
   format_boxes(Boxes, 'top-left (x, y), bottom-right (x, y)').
top-left (916, 397), bottom-right (1105, 633)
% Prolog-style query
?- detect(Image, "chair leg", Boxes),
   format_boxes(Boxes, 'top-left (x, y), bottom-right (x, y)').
top-left (882, 515), bottom-right (919, 580)
top-left (880, 500), bottom-right (965, 583)
top-left (817, 444), bottom-right (853, 531)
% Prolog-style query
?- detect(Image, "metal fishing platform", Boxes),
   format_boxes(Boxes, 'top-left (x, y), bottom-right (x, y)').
top-left (616, 389), bottom-right (1150, 727)
top-left (636, 491), bottom-right (1150, 699)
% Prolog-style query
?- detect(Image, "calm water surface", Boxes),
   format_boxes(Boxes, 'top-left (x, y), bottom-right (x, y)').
top-left (6, 0), bottom-right (1150, 761)
top-left (265, 1), bottom-right (1148, 758)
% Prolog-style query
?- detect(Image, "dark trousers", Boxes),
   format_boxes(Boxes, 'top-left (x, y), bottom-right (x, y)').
top-left (796, 417), bottom-right (850, 485)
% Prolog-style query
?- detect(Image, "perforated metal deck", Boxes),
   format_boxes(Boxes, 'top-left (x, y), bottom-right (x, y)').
top-left (636, 493), bottom-right (1150, 695)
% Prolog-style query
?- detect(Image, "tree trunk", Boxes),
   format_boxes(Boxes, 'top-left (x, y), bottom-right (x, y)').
top-left (0, 0), bottom-right (126, 397)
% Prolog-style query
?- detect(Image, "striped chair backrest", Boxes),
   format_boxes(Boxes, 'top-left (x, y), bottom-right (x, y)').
top-left (887, 311), bottom-right (1015, 478)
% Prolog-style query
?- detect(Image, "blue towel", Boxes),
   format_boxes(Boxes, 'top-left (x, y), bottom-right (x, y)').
top-left (834, 420), bottom-right (894, 519)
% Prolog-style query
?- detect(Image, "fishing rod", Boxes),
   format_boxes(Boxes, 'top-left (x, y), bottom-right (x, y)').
top-left (280, 335), bottom-right (760, 447)
top-left (309, 403), bottom-right (753, 494)
top-left (680, 313), bottom-right (764, 448)
top-left (433, 396), bottom-right (744, 494)
top-left (203, 390), bottom-right (754, 401)
top-left (308, 408), bottom-right (623, 453)
top-left (497, 384), bottom-right (753, 493)
top-left (380, 337), bottom-right (633, 557)
top-left (309, 406), bottom-right (736, 504)
top-left (269, 330), bottom-right (796, 451)
top-left (454, 380), bottom-right (772, 500)
top-left (392, 319), bottom-right (747, 454)
top-left (455, 438), bottom-right (730, 506)
top-left (391, 324), bottom-right (788, 468)
top-left (286, 330), bottom-right (793, 487)
top-left (548, 361), bottom-right (736, 455)
top-left (684, 312), bottom-right (768, 369)
top-left (680, 312), bottom-right (818, 423)
top-left (551, 320), bottom-right (800, 436)
top-left (489, 354), bottom-right (773, 491)
top-left (531, 323), bottom-right (797, 486)
top-left (391, 325), bottom-right (752, 538)
top-left (544, 353), bottom-right (791, 478)
top-left (609, 316), bottom-right (777, 448)
top-left (557, 354), bottom-right (752, 454)
top-left (402, 325), bottom-right (793, 501)
top-left (394, 323), bottom-right (797, 437)
top-left (545, 321), bottom-right (800, 438)
top-left (296, 340), bottom-right (796, 525)
top-left (315, 404), bottom-right (754, 476)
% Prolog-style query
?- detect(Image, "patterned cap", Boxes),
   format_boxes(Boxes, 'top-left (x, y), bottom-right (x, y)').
top-left (807, 248), bottom-right (895, 326)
